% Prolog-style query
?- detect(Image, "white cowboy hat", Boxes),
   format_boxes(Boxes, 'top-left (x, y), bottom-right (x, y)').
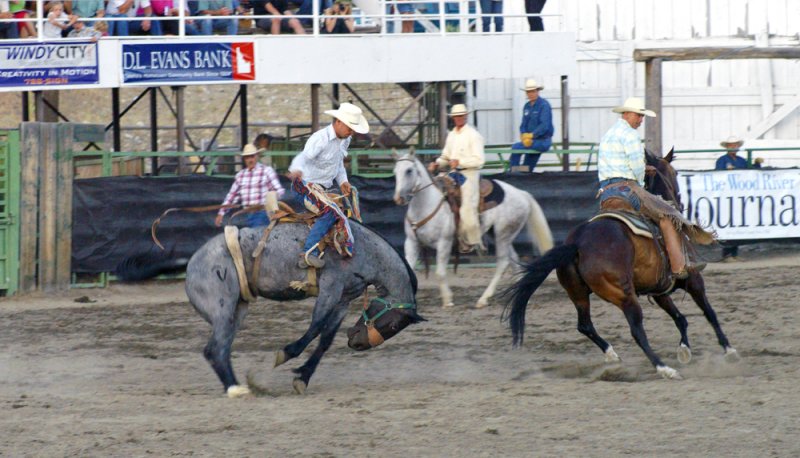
top-left (241, 144), bottom-right (264, 156)
top-left (521, 79), bottom-right (544, 92)
top-left (324, 102), bottom-right (370, 134)
top-left (448, 103), bottom-right (470, 117)
top-left (612, 97), bottom-right (657, 117)
top-left (720, 135), bottom-right (744, 148)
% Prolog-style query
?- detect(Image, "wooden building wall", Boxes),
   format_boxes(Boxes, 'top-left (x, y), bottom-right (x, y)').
top-left (475, 0), bottom-right (800, 169)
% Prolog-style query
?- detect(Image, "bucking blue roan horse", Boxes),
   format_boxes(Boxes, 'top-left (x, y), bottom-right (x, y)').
top-left (120, 217), bottom-right (425, 397)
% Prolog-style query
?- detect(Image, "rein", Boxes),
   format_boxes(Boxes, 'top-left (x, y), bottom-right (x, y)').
top-left (398, 157), bottom-right (447, 233)
top-left (362, 297), bottom-right (417, 347)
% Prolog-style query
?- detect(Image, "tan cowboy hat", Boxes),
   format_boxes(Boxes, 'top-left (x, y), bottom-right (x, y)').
top-left (720, 135), bottom-right (744, 148)
top-left (521, 78), bottom-right (544, 92)
top-left (324, 102), bottom-right (370, 134)
top-left (448, 103), bottom-right (470, 117)
top-left (241, 144), bottom-right (264, 156)
top-left (612, 97), bottom-right (657, 117)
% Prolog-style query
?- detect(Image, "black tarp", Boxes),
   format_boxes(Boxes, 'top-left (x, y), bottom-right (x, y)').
top-left (72, 172), bottom-right (601, 273)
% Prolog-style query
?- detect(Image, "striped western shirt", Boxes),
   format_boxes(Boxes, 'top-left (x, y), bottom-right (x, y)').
top-left (598, 118), bottom-right (646, 186)
top-left (218, 162), bottom-right (284, 215)
top-left (288, 124), bottom-right (350, 188)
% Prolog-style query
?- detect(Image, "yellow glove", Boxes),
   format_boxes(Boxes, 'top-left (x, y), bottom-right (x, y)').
top-left (520, 133), bottom-right (533, 148)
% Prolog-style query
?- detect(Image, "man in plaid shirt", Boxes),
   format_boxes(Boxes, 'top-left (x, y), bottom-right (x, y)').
top-left (215, 144), bottom-right (285, 227)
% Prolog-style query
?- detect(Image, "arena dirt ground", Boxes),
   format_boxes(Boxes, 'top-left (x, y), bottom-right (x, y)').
top-left (1, 248), bottom-right (799, 457)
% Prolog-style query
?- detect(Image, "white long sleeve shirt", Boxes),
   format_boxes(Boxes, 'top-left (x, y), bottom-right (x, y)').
top-left (435, 124), bottom-right (486, 170)
top-left (289, 124), bottom-right (350, 188)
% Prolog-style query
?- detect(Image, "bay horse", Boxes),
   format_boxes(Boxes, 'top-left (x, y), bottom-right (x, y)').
top-left (503, 150), bottom-right (738, 379)
top-left (119, 221), bottom-right (425, 396)
top-left (393, 150), bottom-right (553, 308)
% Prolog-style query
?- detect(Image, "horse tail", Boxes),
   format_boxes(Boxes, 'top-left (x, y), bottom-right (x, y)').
top-left (114, 246), bottom-right (189, 282)
top-left (501, 244), bottom-right (578, 347)
top-left (525, 193), bottom-right (554, 254)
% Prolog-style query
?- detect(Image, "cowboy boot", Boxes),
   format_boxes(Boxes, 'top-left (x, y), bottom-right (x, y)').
top-left (659, 218), bottom-right (687, 279)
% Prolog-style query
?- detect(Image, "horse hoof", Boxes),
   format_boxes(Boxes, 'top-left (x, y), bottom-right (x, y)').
top-left (442, 302), bottom-right (454, 308)
top-left (226, 385), bottom-right (252, 398)
top-left (656, 365), bottom-right (682, 380)
top-left (474, 302), bottom-right (487, 309)
top-left (724, 347), bottom-right (741, 362)
top-left (604, 346), bottom-right (621, 363)
top-left (292, 378), bottom-right (307, 395)
top-left (677, 344), bottom-right (692, 364)
top-left (274, 350), bottom-right (288, 368)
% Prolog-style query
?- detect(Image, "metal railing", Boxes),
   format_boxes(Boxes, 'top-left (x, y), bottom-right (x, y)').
top-left (0, 0), bottom-right (557, 40)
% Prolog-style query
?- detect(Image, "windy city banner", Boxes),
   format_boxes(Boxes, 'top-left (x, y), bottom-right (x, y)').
top-left (122, 42), bottom-right (255, 84)
top-left (680, 168), bottom-right (800, 240)
top-left (0, 41), bottom-right (99, 88)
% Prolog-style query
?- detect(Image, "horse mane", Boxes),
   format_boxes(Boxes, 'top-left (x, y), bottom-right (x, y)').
top-left (351, 219), bottom-right (418, 296)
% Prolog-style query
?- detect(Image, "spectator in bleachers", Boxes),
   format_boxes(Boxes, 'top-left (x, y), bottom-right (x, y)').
top-left (44, 2), bottom-right (77, 38)
top-left (253, 132), bottom-right (273, 166)
top-left (322, 0), bottom-right (354, 34)
top-left (67, 18), bottom-right (103, 39)
top-left (0, 1), bottom-right (20, 38)
top-left (479, 0), bottom-right (502, 32)
top-left (259, 0), bottom-right (305, 35)
top-left (715, 136), bottom-right (749, 170)
top-left (393, 0), bottom-right (414, 33)
top-left (196, 0), bottom-right (238, 35)
top-left (151, 0), bottom-right (201, 35)
top-left (65, 0), bottom-right (105, 22)
top-left (295, 0), bottom-right (332, 28)
top-left (10, 1), bottom-right (35, 38)
top-left (510, 79), bottom-right (553, 173)
top-left (525, 0), bottom-right (545, 31)
top-left (107, 0), bottom-right (163, 36)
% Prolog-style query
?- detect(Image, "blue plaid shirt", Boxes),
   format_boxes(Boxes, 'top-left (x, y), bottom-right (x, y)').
top-left (598, 118), bottom-right (645, 186)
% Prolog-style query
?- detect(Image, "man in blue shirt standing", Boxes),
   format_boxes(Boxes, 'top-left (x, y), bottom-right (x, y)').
top-left (510, 79), bottom-right (553, 173)
top-left (715, 136), bottom-right (748, 170)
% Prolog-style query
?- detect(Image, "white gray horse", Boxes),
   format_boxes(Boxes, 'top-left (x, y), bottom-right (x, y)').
top-left (393, 150), bottom-right (553, 308)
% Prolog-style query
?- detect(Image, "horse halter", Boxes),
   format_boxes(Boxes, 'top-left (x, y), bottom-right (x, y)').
top-left (362, 297), bottom-right (416, 347)
top-left (396, 157), bottom-right (437, 201)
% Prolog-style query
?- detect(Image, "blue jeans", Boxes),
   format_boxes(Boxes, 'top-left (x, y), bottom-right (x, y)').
top-left (296, 0), bottom-right (332, 26)
top-left (479, 0), bottom-right (503, 32)
top-left (199, 17), bottom-right (238, 35)
top-left (288, 188), bottom-right (337, 255)
top-left (245, 211), bottom-right (270, 227)
top-left (510, 137), bottom-right (551, 171)
top-left (598, 178), bottom-right (641, 211)
top-left (0, 22), bottom-right (19, 39)
top-left (108, 15), bottom-right (163, 36)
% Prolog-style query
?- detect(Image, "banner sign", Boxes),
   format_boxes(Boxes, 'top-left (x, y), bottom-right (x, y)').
top-left (680, 169), bottom-right (800, 240)
top-left (0, 41), bottom-right (99, 88)
top-left (122, 42), bottom-right (255, 84)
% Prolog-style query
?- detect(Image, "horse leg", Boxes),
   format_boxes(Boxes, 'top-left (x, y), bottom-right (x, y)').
top-left (203, 301), bottom-right (251, 398)
top-left (683, 272), bottom-right (739, 361)
top-left (557, 265), bottom-right (619, 362)
top-left (621, 298), bottom-right (681, 379)
top-left (651, 295), bottom-right (692, 364)
top-left (274, 279), bottom-right (345, 368)
top-left (476, 236), bottom-right (513, 308)
top-left (404, 235), bottom-right (420, 272)
top-left (290, 300), bottom-right (351, 395)
top-left (435, 237), bottom-right (454, 307)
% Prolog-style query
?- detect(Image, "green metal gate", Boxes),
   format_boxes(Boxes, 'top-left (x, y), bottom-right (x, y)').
top-left (0, 130), bottom-right (20, 296)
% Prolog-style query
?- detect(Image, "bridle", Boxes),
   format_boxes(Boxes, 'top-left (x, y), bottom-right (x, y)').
top-left (362, 297), bottom-right (417, 347)
top-left (645, 159), bottom-right (683, 212)
top-left (396, 157), bottom-right (447, 233)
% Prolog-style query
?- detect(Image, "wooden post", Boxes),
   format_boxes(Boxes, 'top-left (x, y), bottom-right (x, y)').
top-left (37, 124), bottom-right (57, 292)
top-left (438, 82), bottom-right (448, 147)
top-left (175, 86), bottom-right (186, 174)
top-left (311, 84), bottom-right (320, 132)
top-left (560, 75), bottom-right (570, 171)
top-left (112, 88), bottom-right (121, 152)
top-left (149, 87), bottom-right (159, 175)
top-left (21, 92), bottom-right (30, 122)
top-left (55, 124), bottom-right (73, 290)
top-left (18, 123), bottom-right (40, 293)
top-left (644, 58), bottom-right (663, 155)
